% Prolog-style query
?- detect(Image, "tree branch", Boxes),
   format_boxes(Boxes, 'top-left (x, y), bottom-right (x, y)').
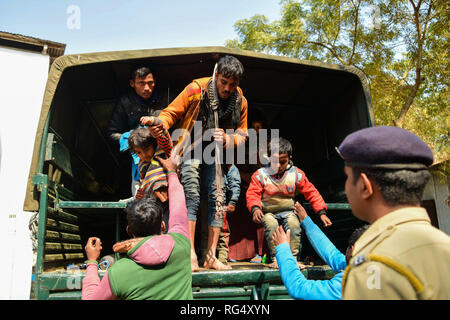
top-left (394, 0), bottom-right (432, 127)
top-left (306, 41), bottom-right (347, 65)
top-left (400, 64), bottom-right (413, 86)
top-left (349, 0), bottom-right (362, 65)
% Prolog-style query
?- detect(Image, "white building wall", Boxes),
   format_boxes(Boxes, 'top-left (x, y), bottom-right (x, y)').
top-left (0, 46), bottom-right (49, 300)
top-left (423, 170), bottom-right (450, 235)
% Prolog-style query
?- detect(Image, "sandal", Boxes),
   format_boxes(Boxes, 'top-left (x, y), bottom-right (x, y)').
top-left (250, 254), bottom-right (262, 263)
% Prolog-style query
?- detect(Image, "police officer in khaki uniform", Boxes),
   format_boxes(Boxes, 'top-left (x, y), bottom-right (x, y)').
top-left (337, 126), bottom-right (450, 300)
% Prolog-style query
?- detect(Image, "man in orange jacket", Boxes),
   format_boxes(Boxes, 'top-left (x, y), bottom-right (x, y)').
top-left (156, 55), bottom-right (248, 271)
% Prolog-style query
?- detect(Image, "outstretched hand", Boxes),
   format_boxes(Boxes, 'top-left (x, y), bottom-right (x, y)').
top-left (154, 189), bottom-right (168, 203)
top-left (272, 226), bottom-right (290, 247)
top-left (320, 214), bottom-right (333, 227)
top-left (141, 116), bottom-right (164, 138)
top-left (294, 202), bottom-right (308, 222)
top-left (140, 116), bottom-right (161, 127)
top-left (113, 237), bottom-right (144, 253)
top-left (155, 155), bottom-right (177, 172)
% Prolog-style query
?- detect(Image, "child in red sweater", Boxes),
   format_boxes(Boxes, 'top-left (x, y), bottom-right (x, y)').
top-left (246, 137), bottom-right (332, 268)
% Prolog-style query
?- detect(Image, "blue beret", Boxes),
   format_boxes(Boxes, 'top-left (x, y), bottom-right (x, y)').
top-left (336, 126), bottom-right (434, 169)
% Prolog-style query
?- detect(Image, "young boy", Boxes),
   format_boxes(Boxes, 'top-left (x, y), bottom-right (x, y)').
top-left (246, 137), bottom-right (332, 268)
top-left (128, 116), bottom-right (173, 202)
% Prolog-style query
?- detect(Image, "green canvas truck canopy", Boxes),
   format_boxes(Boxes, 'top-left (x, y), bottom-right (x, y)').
top-left (24, 46), bottom-right (373, 299)
top-left (25, 46), bottom-right (373, 211)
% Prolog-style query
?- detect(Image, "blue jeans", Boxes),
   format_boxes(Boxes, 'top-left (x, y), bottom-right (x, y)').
top-left (225, 164), bottom-right (241, 206)
top-left (180, 159), bottom-right (227, 228)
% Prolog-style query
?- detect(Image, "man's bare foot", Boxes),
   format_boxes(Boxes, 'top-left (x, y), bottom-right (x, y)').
top-left (203, 257), bottom-right (232, 270)
top-left (191, 250), bottom-right (200, 272)
top-left (267, 259), bottom-right (279, 269)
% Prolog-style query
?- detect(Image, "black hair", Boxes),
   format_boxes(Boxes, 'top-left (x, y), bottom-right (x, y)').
top-left (351, 167), bottom-right (431, 206)
top-left (128, 127), bottom-right (157, 152)
top-left (268, 137), bottom-right (292, 157)
top-left (347, 224), bottom-right (370, 247)
top-left (248, 109), bottom-right (267, 128)
top-left (130, 66), bottom-right (153, 81)
top-left (126, 196), bottom-right (164, 237)
top-left (217, 55), bottom-right (244, 81)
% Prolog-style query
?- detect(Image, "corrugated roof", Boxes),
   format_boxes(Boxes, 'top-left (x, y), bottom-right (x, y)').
top-left (0, 30), bottom-right (66, 64)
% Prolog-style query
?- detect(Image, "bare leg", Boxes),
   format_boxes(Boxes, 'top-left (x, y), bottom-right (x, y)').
top-left (203, 226), bottom-right (231, 270)
top-left (189, 220), bottom-right (200, 272)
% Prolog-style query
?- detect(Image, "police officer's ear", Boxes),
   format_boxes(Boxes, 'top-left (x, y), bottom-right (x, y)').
top-left (345, 245), bottom-right (354, 264)
top-left (129, 79), bottom-right (136, 89)
top-left (359, 173), bottom-right (374, 199)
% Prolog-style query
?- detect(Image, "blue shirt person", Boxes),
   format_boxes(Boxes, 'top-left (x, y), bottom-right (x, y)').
top-left (273, 202), bottom-right (369, 300)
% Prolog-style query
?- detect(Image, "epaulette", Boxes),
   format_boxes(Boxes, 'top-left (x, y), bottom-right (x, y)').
top-left (341, 253), bottom-right (425, 296)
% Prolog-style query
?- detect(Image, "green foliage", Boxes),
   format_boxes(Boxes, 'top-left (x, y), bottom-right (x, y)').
top-left (226, 0), bottom-right (449, 164)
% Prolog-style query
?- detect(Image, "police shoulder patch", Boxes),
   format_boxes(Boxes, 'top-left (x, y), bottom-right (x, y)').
top-left (353, 255), bottom-right (366, 266)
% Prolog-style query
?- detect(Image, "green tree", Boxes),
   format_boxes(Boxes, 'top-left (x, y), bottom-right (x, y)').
top-left (227, 0), bottom-right (449, 162)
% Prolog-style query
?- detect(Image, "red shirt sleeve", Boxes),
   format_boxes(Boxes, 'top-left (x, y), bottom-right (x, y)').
top-left (296, 168), bottom-right (327, 213)
top-left (246, 171), bottom-right (264, 213)
top-left (156, 127), bottom-right (173, 158)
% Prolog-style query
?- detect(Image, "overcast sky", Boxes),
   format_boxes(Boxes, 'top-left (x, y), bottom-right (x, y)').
top-left (0, 0), bottom-right (281, 54)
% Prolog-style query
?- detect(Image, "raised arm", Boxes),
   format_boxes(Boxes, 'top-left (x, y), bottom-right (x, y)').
top-left (140, 116), bottom-right (173, 158)
top-left (301, 217), bottom-right (347, 272)
top-left (294, 202), bottom-right (344, 272)
top-left (272, 227), bottom-right (342, 300)
top-left (276, 242), bottom-right (343, 300)
top-left (81, 237), bottom-right (117, 300)
top-left (155, 156), bottom-right (189, 239)
top-left (157, 82), bottom-right (197, 130)
top-left (156, 126), bottom-right (173, 158)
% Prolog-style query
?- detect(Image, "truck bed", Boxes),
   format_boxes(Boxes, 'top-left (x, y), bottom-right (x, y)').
top-left (33, 262), bottom-right (334, 300)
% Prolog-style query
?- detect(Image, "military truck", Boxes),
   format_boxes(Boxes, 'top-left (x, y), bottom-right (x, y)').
top-left (25, 46), bottom-right (373, 300)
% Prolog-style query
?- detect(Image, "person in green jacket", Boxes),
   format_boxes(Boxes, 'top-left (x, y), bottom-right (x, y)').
top-left (82, 156), bottom-right (193, 300)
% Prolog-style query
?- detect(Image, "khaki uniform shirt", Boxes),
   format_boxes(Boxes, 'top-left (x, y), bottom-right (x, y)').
top-left (342, 207), bottom-right (450, 300)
